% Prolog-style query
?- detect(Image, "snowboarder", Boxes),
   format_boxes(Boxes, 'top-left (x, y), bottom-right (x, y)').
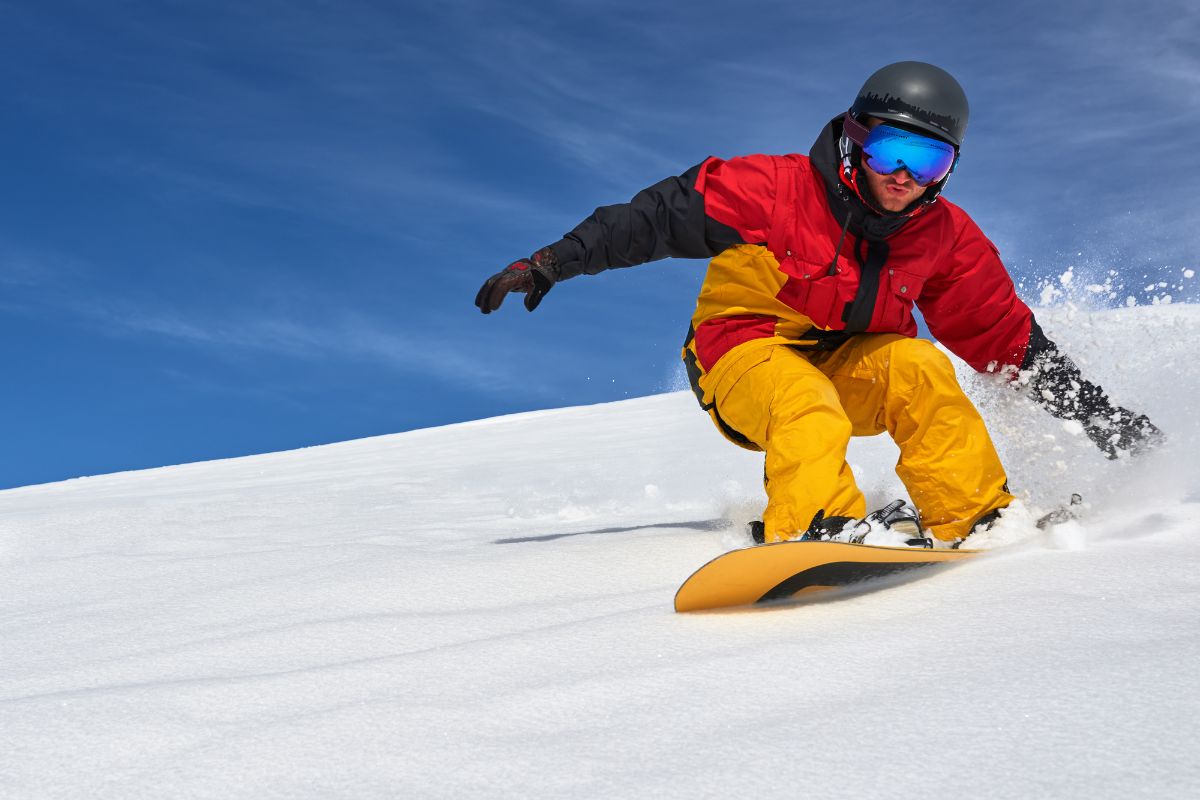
top-left (474, 61), bottom-right (1161, 546)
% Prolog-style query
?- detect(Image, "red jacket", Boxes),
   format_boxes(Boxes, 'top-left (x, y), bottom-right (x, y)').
top-left (685, 153), bottom-right (1033, 374)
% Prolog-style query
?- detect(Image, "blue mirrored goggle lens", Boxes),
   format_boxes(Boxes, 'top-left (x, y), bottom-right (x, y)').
top-left (862, 125), bottom-right (957, 186)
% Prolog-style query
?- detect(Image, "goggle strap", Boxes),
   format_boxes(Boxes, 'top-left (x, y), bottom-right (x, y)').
top-left (842, 112), bottom-right (871, 146)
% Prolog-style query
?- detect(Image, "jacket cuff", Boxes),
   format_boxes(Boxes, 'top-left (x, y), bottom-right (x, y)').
top-left (543, 238), bottom-right (586, 281)
top-left (1021, 315), bottom-right (1057, 370)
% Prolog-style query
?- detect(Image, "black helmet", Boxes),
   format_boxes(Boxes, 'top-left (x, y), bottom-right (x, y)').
top-left (850, 61), bottom-right (968, 148)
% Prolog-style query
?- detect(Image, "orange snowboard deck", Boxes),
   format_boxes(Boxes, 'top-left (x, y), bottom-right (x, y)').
top-left (675, 540), bottom-right (980, 612)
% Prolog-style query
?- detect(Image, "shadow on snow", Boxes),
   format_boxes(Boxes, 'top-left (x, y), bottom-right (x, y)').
top-left (494, 518), bottom-right (729, 544)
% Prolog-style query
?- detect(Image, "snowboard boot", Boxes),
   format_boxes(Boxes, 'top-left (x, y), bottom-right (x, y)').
top-left (749, 513), bottom-right (854, 544)
top-left (952, 505), bottom-right (1012, 549)
top-left (799, 509), bottom-right (857, 542)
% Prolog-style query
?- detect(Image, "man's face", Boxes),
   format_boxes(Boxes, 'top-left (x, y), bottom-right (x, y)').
top-left (859, 117), bottom-right (929, 213)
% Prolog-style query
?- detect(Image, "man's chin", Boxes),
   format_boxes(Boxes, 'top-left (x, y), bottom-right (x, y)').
top-left (860, 177), bottom-right (921, 215)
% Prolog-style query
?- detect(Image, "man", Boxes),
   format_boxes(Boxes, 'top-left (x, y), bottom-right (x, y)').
top-left (475, 61), bottom-right (1161, 546)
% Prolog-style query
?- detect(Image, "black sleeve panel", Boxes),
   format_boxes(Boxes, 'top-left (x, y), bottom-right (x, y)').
top-left (544, 162), bottom-right (748, 281)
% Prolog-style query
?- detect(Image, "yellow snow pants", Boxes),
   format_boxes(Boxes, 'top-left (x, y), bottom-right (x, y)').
top-left (707, 334), bottom-right (1014, 543)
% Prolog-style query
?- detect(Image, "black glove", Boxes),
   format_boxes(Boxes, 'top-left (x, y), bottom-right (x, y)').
top-left (1026, 348), bottom-right (1163, 459)
top-left (1081, 407), bottom-right (1163, 459)
top-left (475, 246), bottom-right (560, 314)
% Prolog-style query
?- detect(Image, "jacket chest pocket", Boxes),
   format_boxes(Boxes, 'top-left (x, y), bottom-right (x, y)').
top-left (774, 255), bottom-right (858, 329)
top-left (874, 267), bottom-right (929, 333)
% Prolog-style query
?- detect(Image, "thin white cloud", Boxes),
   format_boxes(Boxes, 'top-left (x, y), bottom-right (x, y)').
top-left (71, 298), bottom-right (557, 397)
top-left (0, 243), bottom-right (91, 288)
top-left (0, 239), bottom-right (562, 400)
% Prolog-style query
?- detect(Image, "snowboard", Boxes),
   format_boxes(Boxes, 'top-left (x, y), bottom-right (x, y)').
top-left (674, 540), bottom-right (981, 612)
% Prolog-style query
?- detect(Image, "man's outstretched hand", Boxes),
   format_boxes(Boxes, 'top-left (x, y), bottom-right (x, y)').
top-left (475, 247), bottom-right (560, 314)
top-left (1026, 347), bottom-right (1165, 459)
top-left (1083, 408), bottom-right (1164, 460)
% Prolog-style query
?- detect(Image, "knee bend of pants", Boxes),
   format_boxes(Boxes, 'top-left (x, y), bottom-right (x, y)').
top-left (715, 347), bottom-right (847, 448)
top-left (883, 338), bottom-right (958, 390)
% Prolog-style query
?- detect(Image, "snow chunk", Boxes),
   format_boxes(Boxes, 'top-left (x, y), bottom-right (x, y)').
top-left (555, 504), bottom-right (593, 522)
top-left (858, 525), bottom-right (918, 548)
top-left (1061, 419), bottom-right (1085, 437)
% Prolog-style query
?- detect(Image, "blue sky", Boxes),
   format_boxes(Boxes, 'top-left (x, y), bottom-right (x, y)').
top-left (2, 0), bottom-right (1197, 489)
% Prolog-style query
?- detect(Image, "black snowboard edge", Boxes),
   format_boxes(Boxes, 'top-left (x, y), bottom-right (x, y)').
top-left (758, 560), bottom-right (944, 603)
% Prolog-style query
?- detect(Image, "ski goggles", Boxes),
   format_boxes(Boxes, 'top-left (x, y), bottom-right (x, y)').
top-left (843, 113), bottom-right (958, 186)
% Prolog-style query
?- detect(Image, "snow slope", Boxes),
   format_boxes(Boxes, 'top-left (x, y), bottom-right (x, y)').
top-left (2, 305), bottom-right (1199, 799)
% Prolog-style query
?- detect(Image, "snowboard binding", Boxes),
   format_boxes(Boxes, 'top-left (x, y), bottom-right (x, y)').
top-left (845, 500), bottom-right (931, 548)
top-left (749, 500), bottom-right (932, 548)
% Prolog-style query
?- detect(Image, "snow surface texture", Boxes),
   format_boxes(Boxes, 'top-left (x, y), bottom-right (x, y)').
top-left (2, 305), bottom-right (1199, 799)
